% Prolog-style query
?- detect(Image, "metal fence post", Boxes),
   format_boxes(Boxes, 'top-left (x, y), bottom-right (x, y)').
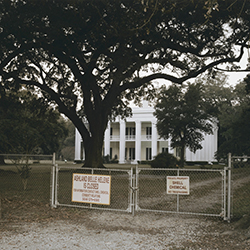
top-left (132, 173), bottom-right (135, 216)
top-left (128, 166), bottom-right (139, 216)
top-left (54, 164), bottom-right (59, 208)
top-left (50, 164), bottom-right (56, 208)
top-left (223, 167), bottom-right (227, 220)
top-left (52, 152), bottom-right (56, 166)
top-left (50, 153), bottom-right (56, 208)
top-left (177, 169), bottom-right (180, 212)
top-left (227, 153), bottom-right (232, 222)
top-left (0, 198), bottom-right (2, 220)
top-left (135, 166), bottom-right (139, 212)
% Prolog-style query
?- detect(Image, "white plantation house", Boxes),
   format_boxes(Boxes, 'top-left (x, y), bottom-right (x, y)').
top-left (75, 102), bottom-right (218, 164)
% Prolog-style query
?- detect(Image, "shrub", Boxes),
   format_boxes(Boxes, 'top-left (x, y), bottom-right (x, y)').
top-left (16, 164), bottom-right (32, 190)
top-left (103, 155), bottom-right (110, 164)
top-left (138, 160), bottom-right (151, 165)
top-left (103, 154), bottom-right (119, 164)
top-left (150, 152), bottom-right (179, 168)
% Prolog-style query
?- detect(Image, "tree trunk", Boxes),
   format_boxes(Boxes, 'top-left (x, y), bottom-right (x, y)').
top-left (82, 124), bottom-right (106, 168)
top-left (22, 178), bottom-right (28, 191)
top-left (180, 144), bottom-right (185, 168)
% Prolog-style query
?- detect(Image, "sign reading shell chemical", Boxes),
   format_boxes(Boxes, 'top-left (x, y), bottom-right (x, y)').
top-left (72, 174), bottom-right (111, 205)
top-left (167, 176), bottom-right (190, 195)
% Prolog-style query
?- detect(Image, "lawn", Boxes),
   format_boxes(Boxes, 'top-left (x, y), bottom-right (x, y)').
top-left (0, 161), bottom-right (249, 222)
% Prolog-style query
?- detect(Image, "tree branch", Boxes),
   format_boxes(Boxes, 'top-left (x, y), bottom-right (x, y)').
top-left (120, 45), bottom-right (245, 91)
top-left (215, 67), bottom-right (250, 72)
top-left (3, 72), bottom-right (90, 140)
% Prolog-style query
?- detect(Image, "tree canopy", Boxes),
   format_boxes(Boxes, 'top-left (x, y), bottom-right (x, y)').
top-left (193, 72), bottom-right (250, 159)
top-left (217, 75), bottom-right (250, 158)
top-left (154, 83), bottom-right (214, 167)
top-left (0, 0), bottom-right (249, 167)
top-left (0, 89), bottom-right (68, 156)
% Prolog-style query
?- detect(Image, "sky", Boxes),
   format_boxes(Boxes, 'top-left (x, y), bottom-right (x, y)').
top-left (227, 51), bottom-right (249, 86)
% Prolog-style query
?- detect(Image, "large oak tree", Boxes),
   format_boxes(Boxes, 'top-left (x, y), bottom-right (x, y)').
top-left (0, 0), bottom-right (249, 167)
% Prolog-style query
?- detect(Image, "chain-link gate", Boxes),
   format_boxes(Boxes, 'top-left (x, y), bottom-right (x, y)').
top-left (134, 166), bottom-right (231, 221)
top-left (51, 164), bottom-right (231, 220)
top-left (51, 165), bottom-right (134, 213)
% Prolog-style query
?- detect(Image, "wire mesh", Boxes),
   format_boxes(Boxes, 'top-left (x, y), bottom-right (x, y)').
top-left (231, 157), bottom-right (250, 220)
top-left (2, 153), bottom-right (248, 220)
top-left (53, 166), bottom-right (133, 213)
top-left (0, 154), bottom-right (54, 220)
top-left (136, 168), bottom-right (225, 217)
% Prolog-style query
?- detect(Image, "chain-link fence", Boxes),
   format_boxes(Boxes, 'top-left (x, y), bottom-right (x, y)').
top-left (135, 167), bottom-right (228, 219)
top-left (0, 154), bottom-right (54, 220)
top-left (51, 165), bottom-right (231, 219)
top-left (51, 165), bottom-right (134, 213)
top-left (230, 155), bottom-right (250, 220)
top-left (2, 153), bottom-right (249, 221)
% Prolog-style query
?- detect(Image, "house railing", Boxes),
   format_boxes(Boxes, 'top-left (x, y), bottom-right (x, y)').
top-left (125, 135), bottom-right (135, 140)
top-left (110, 135), bottom-right (120, 141)
top-left (141, 135), bottom-right (152, 141)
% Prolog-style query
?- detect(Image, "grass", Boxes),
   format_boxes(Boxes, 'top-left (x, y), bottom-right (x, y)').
top-left (0, 161), bottom-right (249, 222)
top-left (231, 168), bottom-right (250, 220)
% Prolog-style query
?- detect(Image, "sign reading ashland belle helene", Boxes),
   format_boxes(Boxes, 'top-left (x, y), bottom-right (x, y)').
top-left (167, 176), bottom-right (190, 195)
top-left (72, 174), bottom-right (111, 205)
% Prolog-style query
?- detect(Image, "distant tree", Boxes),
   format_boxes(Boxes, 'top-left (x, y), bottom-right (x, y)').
top-left (230, 107), bottom-right (250, 155)
top-left (0, 0), bottom-right (248, 167)
top-left (60, 120), bottom-right (75, 161)
top-left (195, 73), bottom-right (233, 115)
top-left (215, 75), bottom-right (250, 158)
top-left (0, 89), bottom-right (68, 157)
top-left (197, 73), bottom-right (250, 159)
top-left (244, 74), bottom-right (250, 94)
top-left (154, 83), bottom-right (214, 167)
top-left (62, 120), bottom-right (75, 148)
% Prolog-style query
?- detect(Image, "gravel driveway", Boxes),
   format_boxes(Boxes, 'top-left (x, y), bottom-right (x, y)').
top-left (1, 211), bottom-right (250, 250)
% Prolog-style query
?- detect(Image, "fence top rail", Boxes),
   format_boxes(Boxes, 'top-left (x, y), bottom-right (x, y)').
top-left (231, 156), bottom-right (250, 159)
top-left (56, 165), bottom-right (132, 173)
top-left (0, 154), bottom-right (53, 157)
top-left (137, 167), bottom-right (224, 172)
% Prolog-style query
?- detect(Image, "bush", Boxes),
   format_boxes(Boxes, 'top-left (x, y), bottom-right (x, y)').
top-left (138, 160), bottom-right (151, 165)
top-left (103, 155), bottom-right (110, 164)
top-left (103, 154), bottom-right (119, 164)
top-left (150, 152), bottom-right (179, 168)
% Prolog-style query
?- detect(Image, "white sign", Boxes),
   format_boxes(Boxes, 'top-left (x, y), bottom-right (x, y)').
top-left (72, 174), bottom-right (111, 205)
top-left (167, 176), bottom-right (190, 195)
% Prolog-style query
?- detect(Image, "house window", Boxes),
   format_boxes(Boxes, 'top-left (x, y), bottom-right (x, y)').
top-left (126, 127), bottom-right (135, 135)
top-left (146, 127), bottom-right (152, 139)
top-left (110, 127), bottom-right (113, 136)
top-left (129, 148), bottom-right (135, 160)
top-left (146, 147), bottom-right (152, 160)
top-left (110, 148), bottom-right (112, 159)
top-left (125, 148), bottom-right (127, 160)
top-left (126, 127), bottom-right (135, 139)
top-left (162, 148), bottom-right (168, 153)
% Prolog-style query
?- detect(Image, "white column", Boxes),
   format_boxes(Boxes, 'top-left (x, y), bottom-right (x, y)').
top-left (82, 145), bottom-right (85, 161)
top-left (104, 122), bottom-right (111, 157)
top-left (74, 128), bottom-right (82, 161)
top-left (168, 137), bottom-right (175, 155)
top-left (135, 120), bottom-right (141, 163)
top-left (213, 125), bottom-right (218, 162)
top-left (119, 120), bottom-right (126, 164)
top-left (152, 120), bottom-right (158, 159)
